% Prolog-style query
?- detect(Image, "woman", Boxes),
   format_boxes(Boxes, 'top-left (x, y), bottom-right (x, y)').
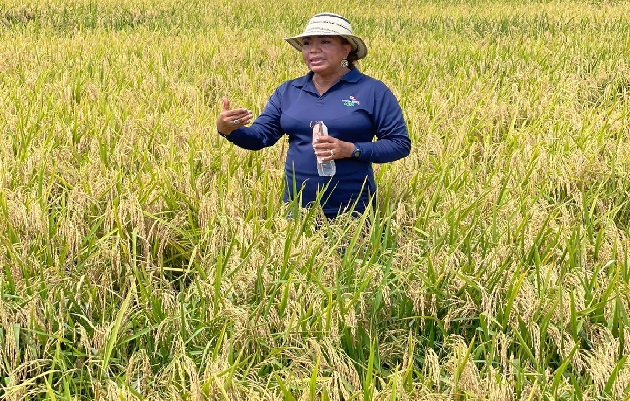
top-left (217, 13), bottom-right (411, 218)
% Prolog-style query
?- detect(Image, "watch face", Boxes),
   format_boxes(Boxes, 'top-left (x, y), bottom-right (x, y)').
top-left (353, 148), bottom-right (361, 158)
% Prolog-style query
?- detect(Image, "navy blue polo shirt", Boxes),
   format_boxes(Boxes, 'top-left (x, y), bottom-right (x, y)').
top-left (224, 68), bottom-right (411, 217)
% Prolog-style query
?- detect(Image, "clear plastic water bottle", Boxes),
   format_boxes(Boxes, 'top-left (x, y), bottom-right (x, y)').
top-left (311, 121), bottom-right (336, 176)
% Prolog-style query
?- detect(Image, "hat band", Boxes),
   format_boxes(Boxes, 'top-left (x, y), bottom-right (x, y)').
top-left (312, 13), bottom-right (351, 24)
top-left (301, 22), bottom-right (352, 36)
top-left (305, 20), bottom-right (352, 33)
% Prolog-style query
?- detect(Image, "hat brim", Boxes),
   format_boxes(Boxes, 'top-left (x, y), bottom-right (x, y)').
top-left (284, 33), bottom-right (368, 60)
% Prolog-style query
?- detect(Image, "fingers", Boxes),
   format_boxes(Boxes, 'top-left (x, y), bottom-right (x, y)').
top-left (313, 137), bottom-right (339, 161)
top-left (314, 149), bottom-right (336, 161)
top-left (219, 97), bottom-right (250, 120)
top-left (313, 138), bottom-right (352, 160)
top-left (224, 109), bottom-right (253, 123)
top-left (220, 98), bottom-right (246, 119)
top-left (314, 136), bottom-right (334, 144)
top-left (217, 97), bottom-right (253, 135)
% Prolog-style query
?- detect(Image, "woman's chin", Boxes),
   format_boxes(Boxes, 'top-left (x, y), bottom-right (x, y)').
top-left (309, 65), bottom-right (331, 74)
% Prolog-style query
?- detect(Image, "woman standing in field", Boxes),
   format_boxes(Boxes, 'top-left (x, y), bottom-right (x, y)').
top-left (217, 13), bottom-right (411, 218)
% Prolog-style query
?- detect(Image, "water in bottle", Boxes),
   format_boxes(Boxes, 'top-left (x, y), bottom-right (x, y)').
top-left (311, 121), bottom-right (336, 176)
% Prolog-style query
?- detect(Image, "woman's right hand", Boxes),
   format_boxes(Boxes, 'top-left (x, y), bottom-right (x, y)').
top-left (216, 97), bottom-right (253, 135)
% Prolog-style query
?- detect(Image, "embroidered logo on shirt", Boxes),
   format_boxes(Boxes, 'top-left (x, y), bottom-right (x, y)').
top-left (342, 95), bottom-right (360, 107)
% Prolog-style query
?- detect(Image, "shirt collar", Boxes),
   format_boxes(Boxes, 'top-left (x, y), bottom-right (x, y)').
top-left (291, 68), bottom-right (362, 89)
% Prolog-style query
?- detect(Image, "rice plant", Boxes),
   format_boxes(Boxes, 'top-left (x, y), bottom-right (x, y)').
top-left (1, 0), bottom-right (630, 399)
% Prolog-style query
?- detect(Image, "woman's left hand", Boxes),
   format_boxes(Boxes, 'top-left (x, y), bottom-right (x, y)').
top-left (313, 136), bottom-right (354, 161)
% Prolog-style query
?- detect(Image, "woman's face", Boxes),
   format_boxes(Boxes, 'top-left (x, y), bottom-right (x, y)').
top-left (301, 36), bottom-right (352, 75)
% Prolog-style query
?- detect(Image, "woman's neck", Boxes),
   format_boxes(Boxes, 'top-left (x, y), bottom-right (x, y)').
top-left (313, 68), bottom-right (349, 84)
top-left (312, 67), bottom-right (350, 93)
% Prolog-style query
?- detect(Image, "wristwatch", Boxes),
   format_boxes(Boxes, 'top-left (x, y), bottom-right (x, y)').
top-left (351, 144), bottom-right (361, 159)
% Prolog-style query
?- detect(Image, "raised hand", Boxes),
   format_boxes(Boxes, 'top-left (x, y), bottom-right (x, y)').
top-left (216, 97), bottom-right (253, 135)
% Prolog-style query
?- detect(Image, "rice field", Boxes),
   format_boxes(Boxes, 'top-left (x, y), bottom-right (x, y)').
top-left (1, 0), bottom-right (630, 399)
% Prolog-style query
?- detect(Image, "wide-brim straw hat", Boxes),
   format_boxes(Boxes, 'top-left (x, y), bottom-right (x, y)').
top-left (284, 13), bottom-right (368, 60)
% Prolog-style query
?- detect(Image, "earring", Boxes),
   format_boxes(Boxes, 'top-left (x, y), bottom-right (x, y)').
top-left (341, 59), bottom-right (349, 68)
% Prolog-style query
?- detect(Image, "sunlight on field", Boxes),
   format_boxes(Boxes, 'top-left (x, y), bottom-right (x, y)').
top-left (1, 0), bottom-right (630, 399)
